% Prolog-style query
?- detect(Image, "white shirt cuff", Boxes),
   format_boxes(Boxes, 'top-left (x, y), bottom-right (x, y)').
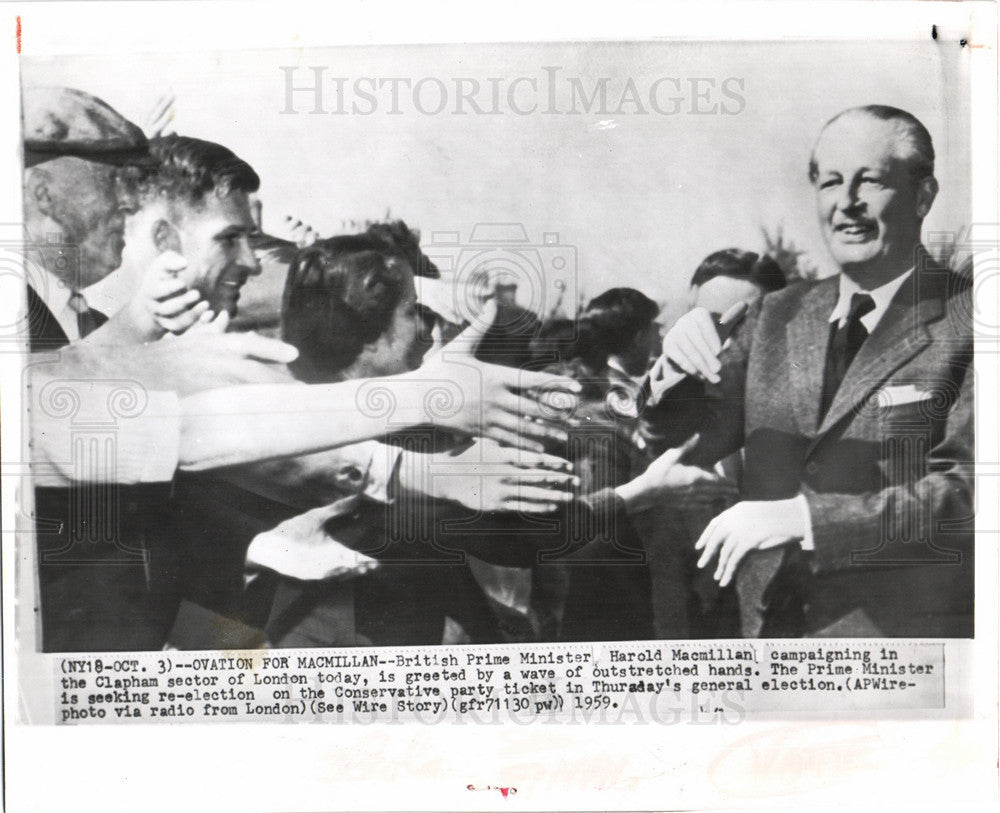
top-left (795, 493), bottom-right (815, 551)
top-left (364, 444), bottom-right (403, 503)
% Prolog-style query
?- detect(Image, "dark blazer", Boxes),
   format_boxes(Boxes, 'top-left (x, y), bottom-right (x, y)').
top-left (27, 283), bottom-right (150, 652)
top-left (26, 284), bottom-right (70, 351)
top-left (649, 256), bottom-right (974, 637)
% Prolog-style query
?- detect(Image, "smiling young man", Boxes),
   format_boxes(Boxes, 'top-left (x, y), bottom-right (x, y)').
top-left (654, 105), bottom-right (974, 638)
top-left (105, 134), bottom-right (264, 341)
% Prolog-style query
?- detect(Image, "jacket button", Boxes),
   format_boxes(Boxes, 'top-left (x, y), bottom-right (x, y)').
top-left (805, 462), bottom-right (819, 475)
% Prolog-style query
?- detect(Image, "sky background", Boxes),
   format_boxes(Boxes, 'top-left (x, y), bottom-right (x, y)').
top-left (24, 40), bottom-right (970, 323)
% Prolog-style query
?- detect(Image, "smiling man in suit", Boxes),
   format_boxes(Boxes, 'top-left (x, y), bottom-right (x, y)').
top-left (654, 105), bottom-right (974, 637)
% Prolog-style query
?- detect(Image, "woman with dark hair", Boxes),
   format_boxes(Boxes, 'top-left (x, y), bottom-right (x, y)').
top-left (269, 236), bottom-right (487, 646)
top-left (282, 236), bottom-right (424, 382)
top-left (265, 247), bottom-right (732, 647)
top-left (263, 237), bottom-right (587, 647)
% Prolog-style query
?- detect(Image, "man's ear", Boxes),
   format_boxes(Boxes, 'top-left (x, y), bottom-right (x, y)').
top-left (25, 171), bottom-right (52, 215)
top-left (343, 338), bottom-right (383, 377)
top-left (152, 219), bottom-right (183, 254)
top-left (915, 176), bottom-right (939, 219)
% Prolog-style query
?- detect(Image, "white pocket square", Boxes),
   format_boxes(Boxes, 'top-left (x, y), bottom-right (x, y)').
top-left (876, 384), bottom-right (932, 408)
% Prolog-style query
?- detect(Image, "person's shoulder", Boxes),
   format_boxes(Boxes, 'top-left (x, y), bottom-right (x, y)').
top-left (922, 264), bottom-right (973, 343)
top-left (764, 276), bottom-right (832, 308)
top-left (755, 277), bottom-right (835, 327)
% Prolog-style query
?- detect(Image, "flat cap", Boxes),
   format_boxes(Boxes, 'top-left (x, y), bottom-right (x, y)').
top-left (22, 86), bottom-right (155, 168)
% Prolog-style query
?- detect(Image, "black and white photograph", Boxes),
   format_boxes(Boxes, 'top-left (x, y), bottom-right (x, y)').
top-left (17, 36), bottom-right (977, 649)
top-left (2, 1), bottom-right (998, 811)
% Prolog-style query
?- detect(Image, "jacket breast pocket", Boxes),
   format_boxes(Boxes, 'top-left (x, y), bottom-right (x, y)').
top-left (865, 383), bottom-right (954, 433)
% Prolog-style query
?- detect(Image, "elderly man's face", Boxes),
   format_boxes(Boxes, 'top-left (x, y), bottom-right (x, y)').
top-left (28, 156), bottom-right (137, 287)
top-left (812, 115), bottom-right (935, 281)
top-left (171, 191), bottom-right (261, 317)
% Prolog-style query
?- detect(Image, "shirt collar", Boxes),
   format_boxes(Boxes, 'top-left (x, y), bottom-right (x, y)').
top-left (36, 268), bottom-right (80, 341)
top-left (606, 356), bottom-right (646, 386)
top-left (828, 268), bottom-right (913, 333)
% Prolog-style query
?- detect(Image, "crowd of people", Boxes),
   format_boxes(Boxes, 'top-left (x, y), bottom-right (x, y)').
top-left (22, 86), bottom-right (974, 652)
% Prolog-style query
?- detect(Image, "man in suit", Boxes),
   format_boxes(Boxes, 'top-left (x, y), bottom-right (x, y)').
top-left (653, 105), bottom-right (973, 637)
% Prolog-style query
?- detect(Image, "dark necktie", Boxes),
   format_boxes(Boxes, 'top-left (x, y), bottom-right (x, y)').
top-left (68, 292), bottom-right (108, 338)
top-left (819, 292), bottom-right (876, 423)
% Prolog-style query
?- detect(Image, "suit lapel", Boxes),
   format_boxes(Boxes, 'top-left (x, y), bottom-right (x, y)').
top-left (785, 278), bottom-right (838, 433)
top-left (815, 268), bottom-right (942, 437)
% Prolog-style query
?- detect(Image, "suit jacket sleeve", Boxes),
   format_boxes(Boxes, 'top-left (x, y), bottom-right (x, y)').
top-left (639, 299), bottom-right (759, 467)
top-left (802, 353), bottom-right (974, 575)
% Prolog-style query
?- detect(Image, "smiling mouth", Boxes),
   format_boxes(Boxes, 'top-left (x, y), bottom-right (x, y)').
top-left (833, 221), bottom-right (876, 240)
top-left (210, 268), bottom-right (250, 314)
top-left (217, 266), bottom-right (250, 290)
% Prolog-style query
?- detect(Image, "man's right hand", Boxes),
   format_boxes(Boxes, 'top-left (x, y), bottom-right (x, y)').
top-left (90, 251), bottom-right (211, 344)
top-left (129, 251), bottom-right (211, 338)
top-left (616, 435), bottom-right (739, 515)
top-left (407, 301), bottom-right (581, 452)
top-left (398, 438), bottom-right (578, 514)
top-left (659, 302), bottom-right (747, 385)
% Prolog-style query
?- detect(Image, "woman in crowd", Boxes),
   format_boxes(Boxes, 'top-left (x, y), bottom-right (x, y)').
top-left (259, 234), bottom-right (576, 646)
top-left (257, 238), bottom-right (735, 648)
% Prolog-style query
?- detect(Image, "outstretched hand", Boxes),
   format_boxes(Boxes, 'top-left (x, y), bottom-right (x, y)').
top-left (616, 434), bottom-right (739, 515)
top-left (411, 300), bottom-right (581, 452)
top-left (659, 301), bottom-right (748, 385)
top-left (398, 437), bottom-right (579, 514)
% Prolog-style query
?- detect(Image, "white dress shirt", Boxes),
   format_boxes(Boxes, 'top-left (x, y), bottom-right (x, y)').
top-left (827, 268), bottom-right (913, 334)
top-left (36, 268), bottom-right (82, 342)
top-left (797, 267), bottom-right (913, 550)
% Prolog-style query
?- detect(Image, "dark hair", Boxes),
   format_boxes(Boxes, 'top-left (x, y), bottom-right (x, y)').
top-left (363, 220), bottom-right (440, 279)
top-left (530, 317), bottom-right (603, 372)
top-left (689, 249), bottom-right (786, 294)
top-left (281, 236), bottom-right (409, 382)
top-left (145, 134), bottom-right (260, 206)
top-left (808, 105), bottom-right (935, 183)
top-left (581, 287), bottom-right (660, 358)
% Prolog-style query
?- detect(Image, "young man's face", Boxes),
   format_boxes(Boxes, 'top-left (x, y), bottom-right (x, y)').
top-left (171, 190), bottom-right (260, 317)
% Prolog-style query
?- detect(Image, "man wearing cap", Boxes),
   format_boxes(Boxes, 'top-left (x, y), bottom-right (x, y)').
top-left (21, 86), bottom-right (161, 348)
